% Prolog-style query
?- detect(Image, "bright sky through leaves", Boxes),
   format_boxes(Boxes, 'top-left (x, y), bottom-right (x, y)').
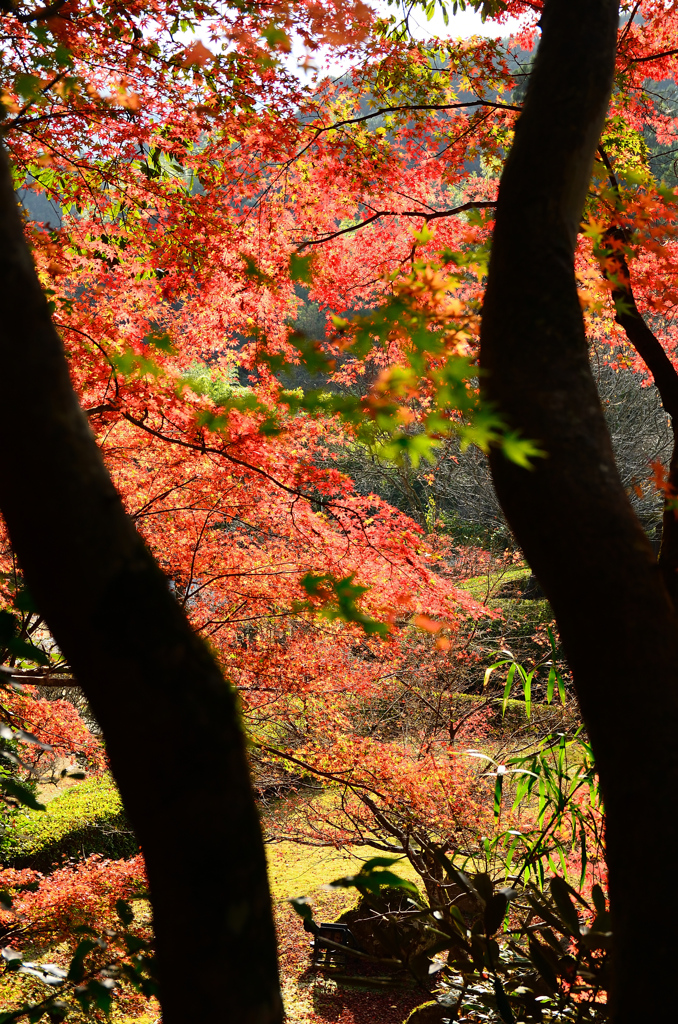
top-left (283, 2), bottom-right (528, 80)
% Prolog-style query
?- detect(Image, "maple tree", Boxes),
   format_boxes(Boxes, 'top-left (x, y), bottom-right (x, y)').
top-left (3, 0), bottom-right (678, 1020)
top-left (0, 854), bottom-right (157, 1019)
top-left (0, 2), bottom-right (497, 1021)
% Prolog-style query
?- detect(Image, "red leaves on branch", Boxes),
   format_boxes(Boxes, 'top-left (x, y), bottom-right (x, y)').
top-left (1, 5), bottom-right (677, 1013)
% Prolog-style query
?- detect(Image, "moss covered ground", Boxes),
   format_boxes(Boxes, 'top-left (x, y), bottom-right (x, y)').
top-left (0, 774), bottom-right (137, 870)
top-left (456, 565), bottom-right (532, 601)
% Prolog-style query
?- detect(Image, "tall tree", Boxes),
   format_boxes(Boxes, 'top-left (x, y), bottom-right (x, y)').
top-left (0, 137), bottom-right (283, 1022)
top-left (480, 0), bottom-right (678, 1018)
top-left (0, 9), bottom-right (284, 1021)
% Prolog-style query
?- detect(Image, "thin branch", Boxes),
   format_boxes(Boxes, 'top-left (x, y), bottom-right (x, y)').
top-left (596, 147), bottom-right (678, 421)
top-left (299, 200), bottom-right (496, 249)
top-left (2, 72), bottom-right (67, 130)
top-left (285, 98), bottom-right (521, 170)
top-left (122, 410), bottom-right (318, 503)
top-left (253, 742), bottom-right (385, 799)
top-left (625, 47), bottom-right (678, 64)
top-left (119, 411), bottom-right (389, 556)
top-left (314, 99), bottom-right (521, 135)
top-left (618, 2), bottom-right (641, 47)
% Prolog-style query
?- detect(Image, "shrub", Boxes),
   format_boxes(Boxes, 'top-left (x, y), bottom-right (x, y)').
top-left (0, 775), bottom-right (137, 870)
top-left (0, 855), bottom-right (154, 1021)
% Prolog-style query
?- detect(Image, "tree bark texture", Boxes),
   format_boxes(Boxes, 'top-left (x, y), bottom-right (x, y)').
top-left (0, 143), bottom-right (282, 1024)
top-left (480, 1), bottom-right (678, 1019)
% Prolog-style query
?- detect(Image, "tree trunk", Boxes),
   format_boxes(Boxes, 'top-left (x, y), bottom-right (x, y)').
top-left (480, 1), bottom-right (678, 1019)
top-left (0, 143), bottom-right (281, 1024)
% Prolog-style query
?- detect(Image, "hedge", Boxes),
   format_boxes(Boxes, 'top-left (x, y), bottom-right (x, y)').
top-left (0, 774), bottom-right (138, 871)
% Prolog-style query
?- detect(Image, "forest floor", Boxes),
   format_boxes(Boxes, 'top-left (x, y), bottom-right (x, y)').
top-left (267, 843), bottom-right (424, 1024)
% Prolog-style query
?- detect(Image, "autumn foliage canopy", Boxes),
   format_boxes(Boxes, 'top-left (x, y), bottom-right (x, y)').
top-left (2, 0), bottom-right (678, 1020)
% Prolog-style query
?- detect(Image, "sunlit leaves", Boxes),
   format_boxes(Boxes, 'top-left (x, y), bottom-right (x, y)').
top-left (300, 572), bottom-right (389, 636)
top-left (499, 431), bottom-right (545, 469)
top-left (0, 853), bottom-right (156, 1021)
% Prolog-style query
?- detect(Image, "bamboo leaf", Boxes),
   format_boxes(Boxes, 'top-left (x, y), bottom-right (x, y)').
top-left (494, 767), bottom-right (505, 820)
top-left (524, 670), bottom-right (533, 719)
top-left (502, 663), bottom-right (517, 717)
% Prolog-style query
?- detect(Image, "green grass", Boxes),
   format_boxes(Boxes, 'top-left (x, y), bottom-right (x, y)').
top-left (1, 774), bottom-right (137, 870)
top-left (266, 841), bottom-right (419, 903)
top-left (267, 843), bottom-right (368, 902)
top-left (457, 565), bottom-right (532, 601)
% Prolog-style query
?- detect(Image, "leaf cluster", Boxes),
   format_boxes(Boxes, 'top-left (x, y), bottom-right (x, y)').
top-left (0, 897), bottom-right (157, 1024)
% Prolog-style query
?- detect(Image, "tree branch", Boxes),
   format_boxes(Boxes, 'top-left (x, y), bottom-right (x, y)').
top-left (312, 99), bottom-right (521, 136)
top-left (624, 47), bottom-right (678, 64)
top-left (600, 230), bottom-right (678, 595)
top-left (10, 0), bottom-right (68, 24)
top-left (298, 201), bottom-right (496, 248)
top-left (597, 146), bottom-right (678, 597)
top-left (601, 226), bottom-right (678, 420)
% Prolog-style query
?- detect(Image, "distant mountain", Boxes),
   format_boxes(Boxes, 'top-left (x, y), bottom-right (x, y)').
top-left (19, 186), bottom-right (62, 227)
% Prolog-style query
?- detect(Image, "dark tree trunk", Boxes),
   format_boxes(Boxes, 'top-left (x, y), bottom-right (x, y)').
top-left (0, 144), bottom-right (281, 1024)
top-left (480, 1), bottom-right (678, 1019)
top-left (659, 431), bottom-right (678, 597)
